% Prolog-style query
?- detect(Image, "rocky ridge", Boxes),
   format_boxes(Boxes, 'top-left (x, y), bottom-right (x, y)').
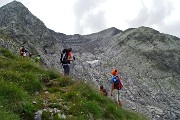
top-left (0, 1), bottom-right (180, 120)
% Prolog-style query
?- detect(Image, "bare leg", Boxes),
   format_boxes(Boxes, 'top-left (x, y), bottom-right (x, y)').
top-left (118, 100), bottom-right (122, 107)
top-left (117, 90), bottom-right (122, 107)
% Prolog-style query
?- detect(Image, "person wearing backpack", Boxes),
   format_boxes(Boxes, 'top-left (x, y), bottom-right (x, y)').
top-left (60, 47), bottom-right (75, 76)
top-left (99, 85), bottom-right (108, 96)
top-left (20, 46), bottom-right (25, 57)
top-left (110, 69), bottom-right (123, 106)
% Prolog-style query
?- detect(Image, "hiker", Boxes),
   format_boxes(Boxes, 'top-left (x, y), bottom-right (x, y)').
top-left (60, 47), bottom-right (75, 76)
top-left (35, 55), bottom-right (41, 63)
top-left (99, 85), bottom-right (108, 96)
top-left (29, 52), bottom-right (32, 57)
top-left (110, 69), bottom-right (123, 106)
top-left (20, 46), bottom-right (25, 56)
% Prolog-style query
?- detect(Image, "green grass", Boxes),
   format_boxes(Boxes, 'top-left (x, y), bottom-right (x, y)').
top-left (0, 48), bottom-right (147, 120)
top-left (0, 107), bottom-right (19, 120)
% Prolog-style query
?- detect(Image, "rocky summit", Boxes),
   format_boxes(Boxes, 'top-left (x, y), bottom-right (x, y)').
top-left (0, 1), bottom-right (180, 120)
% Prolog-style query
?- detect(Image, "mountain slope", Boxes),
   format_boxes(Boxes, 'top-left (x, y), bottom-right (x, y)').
top-left (0, 48), bottom-right (146, 120)
top-left (80, 26), bottom-right (180, 119)
top-left (65, 26), bottom-right (180, 119)
top-left (0, 1), bottom-right (180, 120)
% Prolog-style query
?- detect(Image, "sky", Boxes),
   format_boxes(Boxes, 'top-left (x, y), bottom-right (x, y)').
top-left (0, 0), bottom-right (180, 38)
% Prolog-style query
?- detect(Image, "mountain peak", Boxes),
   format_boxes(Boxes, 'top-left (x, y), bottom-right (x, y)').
top-left (84, 27), bottom-right (122, 39)
top-left (96, 27), bottom-right (122, 35)
top-left (0, 0), bottom-right (30, 18)
top-left (0, 0), bottom-right (48, 42)
top-left (1, 1), bottom-right (25, 9)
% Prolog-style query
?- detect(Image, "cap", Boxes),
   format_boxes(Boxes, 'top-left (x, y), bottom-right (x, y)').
top-left (111, 69), bottom-right (117, 76)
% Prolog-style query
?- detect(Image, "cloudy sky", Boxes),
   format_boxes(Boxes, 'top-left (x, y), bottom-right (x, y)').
top-left (0, 0), bottom-right (180, 37)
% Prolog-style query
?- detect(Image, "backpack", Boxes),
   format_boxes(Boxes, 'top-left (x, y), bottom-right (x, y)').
top-left (20, 47), bottom-right (25, 53)
top-left (60, 49), bottom-right (69, 64)
top-left (114, 76), bottom-right (123, 90)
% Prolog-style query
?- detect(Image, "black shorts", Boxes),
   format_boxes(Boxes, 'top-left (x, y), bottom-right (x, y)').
top-left (63, 64), bottom-right (70, 75)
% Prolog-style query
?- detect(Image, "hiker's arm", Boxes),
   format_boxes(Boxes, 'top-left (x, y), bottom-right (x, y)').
top-left (121, 81), bottom-right (124, 90)
top-left (67, 55), bottom-right (74, 61)
top-left (67, 52), bottom-right (74, 62)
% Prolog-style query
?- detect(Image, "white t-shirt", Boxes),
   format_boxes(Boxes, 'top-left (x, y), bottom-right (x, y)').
top-left (23, 52), bottom-right (27, 57)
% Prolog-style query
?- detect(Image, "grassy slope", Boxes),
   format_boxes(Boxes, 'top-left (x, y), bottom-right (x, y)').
top-left (0, 48), bottom-right (146, 120)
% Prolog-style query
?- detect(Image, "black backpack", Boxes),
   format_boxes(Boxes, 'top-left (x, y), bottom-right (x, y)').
top-left (60, 49), bottom-right (69, 64)
top-left (114, 76), bottom-right (123, 90)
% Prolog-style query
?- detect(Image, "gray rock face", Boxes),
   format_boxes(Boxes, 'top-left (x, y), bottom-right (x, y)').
top-left (0, 1), bottom-right (180, 120)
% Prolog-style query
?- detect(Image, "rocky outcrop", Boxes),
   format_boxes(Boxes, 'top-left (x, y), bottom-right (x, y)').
top-left (0, 1), bottom-right (180, 120)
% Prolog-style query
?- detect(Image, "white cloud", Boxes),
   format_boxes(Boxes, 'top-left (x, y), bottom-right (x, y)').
top-left (99, 0), bottom-right (143, 30)
top-left (0, 0), bottom-right (180, 37)
top-left (25, 0), bottom-right (77, 34)
top-left (73, 0), bottom-right (106, 34)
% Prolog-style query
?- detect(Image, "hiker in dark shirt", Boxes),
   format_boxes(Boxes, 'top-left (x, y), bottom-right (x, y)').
top-left (20, 46), bottom-right (25, 57)
top-left (60, 48), bottom-right (75, 75)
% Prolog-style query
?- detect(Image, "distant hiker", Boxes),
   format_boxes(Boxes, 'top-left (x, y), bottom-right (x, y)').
top-left (35, 55), bottom-right (41, 63)
top-left (110, 69), bottom-right (123, 106)
top-left (60, 47), bottom-right (75, 76)
top-left (20, 46), bottom-right (25, 56)
top-left (29, 52), bottom-right (32, 57)
top-left (99, 85), bottom-right (108, 96)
